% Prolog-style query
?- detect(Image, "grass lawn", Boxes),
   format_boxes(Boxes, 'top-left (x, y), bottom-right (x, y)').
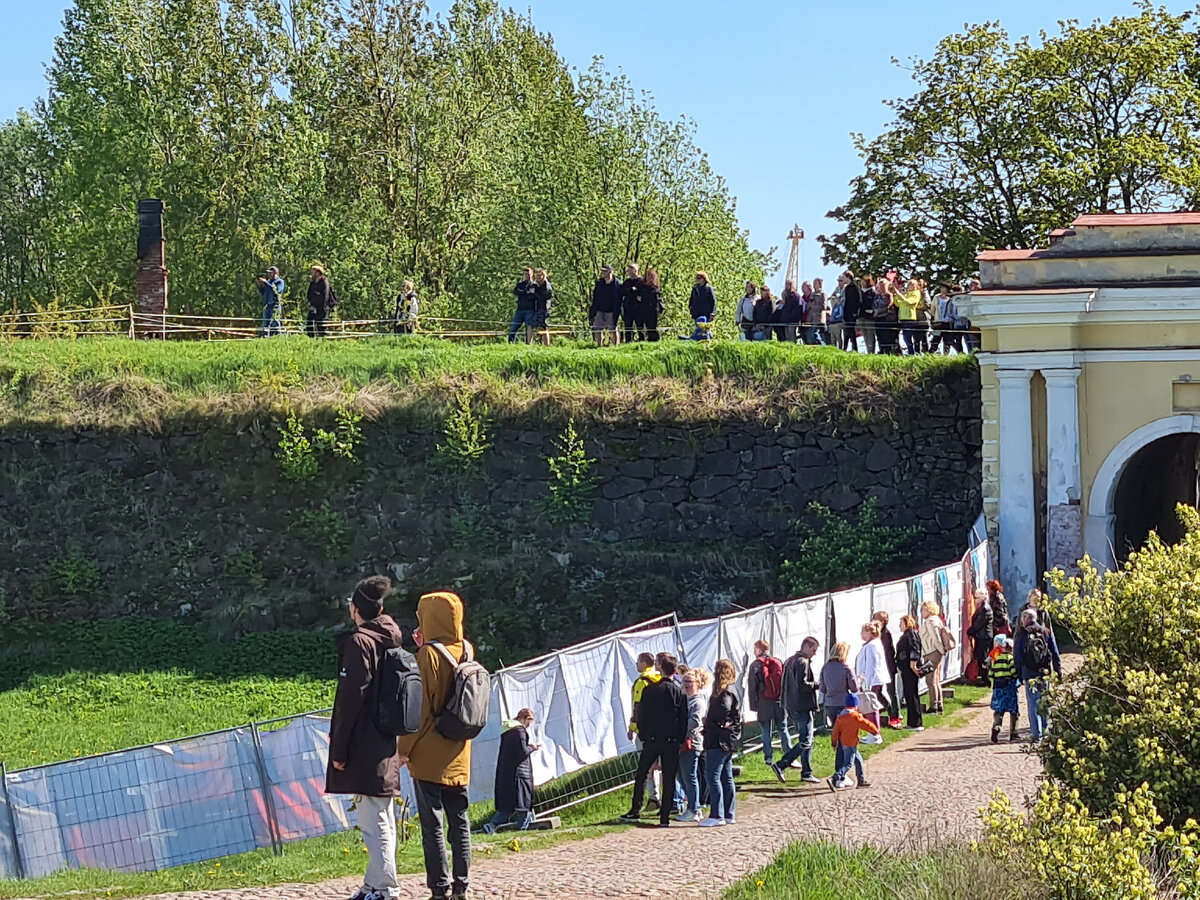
top-left (0, 638), bottom-right (989, 900)
top-left (0, 336), bottom-right (974, 427)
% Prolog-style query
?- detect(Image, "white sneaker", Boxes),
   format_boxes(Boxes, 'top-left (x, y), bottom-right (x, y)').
top-left (835, 778), bottom-right (853, 789)
top-left (697, 817), bottom-right (726, 827)
top-left (674, 810), bottom-right (698, 822)
top-left (725, 816), bottom-right (736, 824)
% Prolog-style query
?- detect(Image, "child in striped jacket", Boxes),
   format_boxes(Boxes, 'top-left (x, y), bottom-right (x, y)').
top-left (989, 635), bottom-right (1019, 743)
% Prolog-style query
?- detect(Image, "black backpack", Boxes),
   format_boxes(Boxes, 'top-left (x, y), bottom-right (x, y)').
top-left (1022, 631), bottom-right (1052, 675)
top-left (373, 646), bottom-right (423, 737)
top-left (428, 640), bottom-right (491, 741)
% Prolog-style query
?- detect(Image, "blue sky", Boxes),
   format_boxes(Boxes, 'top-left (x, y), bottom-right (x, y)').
top-left (0, 0), bottom-right (1171, 289)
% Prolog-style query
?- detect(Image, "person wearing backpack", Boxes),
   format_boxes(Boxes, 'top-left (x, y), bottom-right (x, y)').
top-left (1013, 607), bottom-right (1062, 745)
top-left (397, 591), bottom-right (484, 900)
top-left (748, 640), bottom-right (791, 766)
top-left (326, 576), bottom-right (405, 900)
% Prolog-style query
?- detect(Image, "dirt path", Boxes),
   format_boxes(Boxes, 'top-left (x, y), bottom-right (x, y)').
top-left (100, 699), bottom-right (1042, 900)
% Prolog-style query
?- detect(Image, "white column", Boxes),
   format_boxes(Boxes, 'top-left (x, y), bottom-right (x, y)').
top-left (995, 369), bottom-right (1037, 610)
top-left (1043, 368), bottom-right (1083, 575)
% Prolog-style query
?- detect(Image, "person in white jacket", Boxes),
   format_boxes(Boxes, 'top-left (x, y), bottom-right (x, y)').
top-left (855, 622), bottom-right (892, 715)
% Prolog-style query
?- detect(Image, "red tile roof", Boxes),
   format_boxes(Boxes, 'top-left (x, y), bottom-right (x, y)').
top-left (1072, 212), bottom-right (1200, 227)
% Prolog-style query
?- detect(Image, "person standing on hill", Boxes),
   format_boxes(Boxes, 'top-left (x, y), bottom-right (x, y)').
top-left (393, 280), bottom-right (418, 335)
top-left (841, 271), bottom-right (861, 351)
top-left (737, 282), bottom-right (758, 341)
top-left (257, 266), bottom-right (285, 337)
top-left (326, 576), bottom-right (404, 900)
top-left (620, 264), bottom-right (645, 343)
top-left (770, 636), bottom-right (821, 783)
top-left (532, 269), bottom-right (554, 346)
top-left (641, 269), bottom-right (664, 342)
top-left (689, 271), bottom-right (717, 333)
top-left (508, 268), bottom-right (538, 343)
top-left (396, 591), bottom-right (477, 900)
top-left (483, 708), bottom-right (539, 834)
top-left (620, 654), bottom-right (687, 827)
top-left (306, 265), bottom-right (337, 338)
top-left (858, 276), bottom-right (878, 353)
top-left (748, 639), bottom-right (790, 766)
top-left (590, 266), bottom-right (621, 347)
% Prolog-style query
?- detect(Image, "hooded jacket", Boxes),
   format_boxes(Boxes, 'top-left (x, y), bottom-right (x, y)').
top-left (307, 277), bottom-right (338, 315)
top-left (325, 614), bottom-right (404, 796)
top-left (396, 591), bottom-right (472, 786)
top-left (781, 651), bottom-right (818, 715)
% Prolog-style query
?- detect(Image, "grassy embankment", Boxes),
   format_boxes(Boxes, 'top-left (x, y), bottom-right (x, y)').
top-left (0, 336), bottom-right (974, 429)
top-left (0, 615), bottom-right (987, 899)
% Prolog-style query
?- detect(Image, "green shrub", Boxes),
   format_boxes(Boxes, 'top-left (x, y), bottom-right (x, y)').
top-left (1044, 504), bottom-right (1200, 826)
top-left (979, 783), bottom-right (1200, 900)
top-left (541, 419), bottom-right (595, 523)
top-left (779, 499), bottom-right (919, 596)
top-left (43, 547), bottom-right (103, 597)
top-left (275, 412), bottom-right (319, 481)
top-left (296, 501), bottom-right (349, 553)
top-left (437, 388), bottom-right (490, 471)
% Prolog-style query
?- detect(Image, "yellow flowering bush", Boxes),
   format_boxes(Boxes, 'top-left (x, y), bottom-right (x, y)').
top-left (1044, 505), bottom-right (1200, 826)
top-left (979, 784), bottom-right (1200, 900)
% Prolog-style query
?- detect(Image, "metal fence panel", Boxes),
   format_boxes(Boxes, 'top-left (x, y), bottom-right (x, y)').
top-left (0, 767), bottom-right (20, 879)
top-left (256, 716), bottom-right (351, 843)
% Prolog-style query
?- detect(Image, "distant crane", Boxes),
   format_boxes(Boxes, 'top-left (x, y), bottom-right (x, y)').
top-left (785, 225), bottom-right (804, 289)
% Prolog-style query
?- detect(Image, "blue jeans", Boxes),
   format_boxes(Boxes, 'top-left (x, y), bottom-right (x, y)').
top-left (834, 743), bottom-right (865, 784)
top-left (261, 304), bottom-right (281, 336)
top-left (508, 308), bottom-right (537, 342)
top-left (776, 710), bottom-right (814, 776)
top-left (676, 748), bottom-right (700, 813)
top-left (758, 702), bottom-right (791, 764)
top-left (704, 749), bottom-right (735, 820)
top-left (804, 326), bottom-right (826, 345)
top-left (486, 808), bottom-right (532, 832)
top-left (1025, 680), bottom-right (1049, 741)
top-left (901, 322), bottom-right (919, 354)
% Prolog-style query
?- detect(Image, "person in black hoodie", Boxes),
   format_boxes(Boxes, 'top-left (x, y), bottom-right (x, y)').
top-left (841, 272), bottom-right (862, 351)
top-left (483, 708), bottom-right (539, 834)
top-left (306, 265), bottom-right (338, 338)
top-left (872, 610), bottom-right (901, 727)
top-left (590, 266), bottom-right (621, 346)
top-left (641, 269), bottom-right (663, 342)
top-left (619, 264), bottom-right (645, 344)
top-left (777, 281), bottom-right (803, 342)
top-left (858, 276), bottom-right (878, 354)
top-left (619, 654), bottom-right (688, 826)
top-left (326, 576), bottom-right (405, 900)
top-left (533, 268), bottom-right (554, 346)
top-left (689, 271), bottom-right (717, 327)
top-left (752, 286), bottom-right (775, 341)
top-left (769, 637), bottom-right (821, 783)
top-left (508, 268), bottom-right (538, 343)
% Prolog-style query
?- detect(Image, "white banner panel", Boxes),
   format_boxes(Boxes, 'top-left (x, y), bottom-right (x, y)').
top-left (466, 680), bottom-right (505, 802)
top-left (830, 585), bottom-right (873, 661)
top-left (496, 660), bottom-right (577, 785)
top-left (557, 638), bottom-right (623, 767)
top-left (942, 565), bottom-right (966, 679)
top-left (678, 618), bottom-right (720, 673)
top-left (717, 606), bottom-right (775, 721)
top-left (772, 595), bottom-right (829, 683)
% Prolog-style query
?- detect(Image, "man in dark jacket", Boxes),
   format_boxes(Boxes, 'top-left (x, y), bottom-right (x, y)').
top-left (769, 637), bottom-right (821, 783)
top-left (688, 272), bottom-right (717, 323)
top-left (591, 266), bottom-right (621, 346)
top-left (483, 708), bottom-right (539, 834)
top-left (1014, 608), bottom-right (1062, 744)
top-left (306, 265), bottom-right (338, 338)
top-left (507, 268), bottom-right (538, 343)
top-left (619, 654), bottom-right (687, 826)
top-left (841, 272), bottom-right (862, 351)
top-left (326, 575), bottom-right (404, 900)
top-left (619, 264), bottom-right (644, 344)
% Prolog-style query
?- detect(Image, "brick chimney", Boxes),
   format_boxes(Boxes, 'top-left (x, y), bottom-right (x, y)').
top-left (135, 199), bottom-right (168, 337)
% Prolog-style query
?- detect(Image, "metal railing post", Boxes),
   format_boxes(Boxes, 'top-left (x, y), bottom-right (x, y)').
top-left (249, 724), bottom-right (284, 856)
top-left (671, 613), bottom-right (688, 665)
top-left (1, 763), bottom-right (26, 879)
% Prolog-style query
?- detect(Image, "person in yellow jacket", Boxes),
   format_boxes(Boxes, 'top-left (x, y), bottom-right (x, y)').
top-left (627, 652), bottom-right (664, 810)
top-left (893, 278), bottom-right (923, 355)
top-left (397, 591), bottom-right (473, 900)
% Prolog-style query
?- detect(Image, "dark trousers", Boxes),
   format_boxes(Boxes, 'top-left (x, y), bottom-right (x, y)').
top-left (876, 321), bottom-right (898, 354)
top-left (929, 323), bottom-right (961, 354)
top-left (642, 305), bottom-right (660, 342)
top-left (629, 740), bottom-right (680, 824)
top-left (306, 309), bottom-right (326, 338)
top-left (414, 779), bottom-right (471, 900)
top-left (901, 322), bottom-right (920, 354)
top-left (622, 305), bottom-right (643, 343)
top-left (901, 668), bottom-right (924, 728)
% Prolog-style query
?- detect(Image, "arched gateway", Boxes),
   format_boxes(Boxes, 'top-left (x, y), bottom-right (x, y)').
top-left (968, 213), bottom-right (1200, 604)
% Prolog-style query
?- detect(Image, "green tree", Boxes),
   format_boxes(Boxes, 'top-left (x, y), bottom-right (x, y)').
top-left (1044, 504), bottom-right (1200, 827)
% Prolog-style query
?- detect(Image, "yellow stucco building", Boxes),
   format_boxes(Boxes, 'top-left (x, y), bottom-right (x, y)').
top-left (969, 212), bottom-right (1200, 600)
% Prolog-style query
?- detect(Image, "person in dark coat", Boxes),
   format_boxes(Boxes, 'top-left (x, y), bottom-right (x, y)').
top-left (872, 610), bottom-right (901, 727)
top-left (841, 271), bottom-right (862, 351)
top-left (620, 264), bottom-right (645, 344)
top-left (619, 654), bottom-right (688, 826)
top-left (895, 615), bottom-right (925, 730)
top-left (532, 268), bottom-right (554, 346)
top-left (508, 267), bottom-right (538, 343)
top-left (688, 272), bottom-right (717, 323)
top-left (752, 288), bottom-right (775, 341)
top-left (966, 588), bottom-right (994, 684)
top-left (776, 282), bottom-right (803, 342)
top-left (325, 576), bottom-right (404, 900)
top-left (641, 269), bottom-right (664, 342)
top-left (483, 708), bottom-right (539, 833)
top-left (306, 265), bottom-right (338, 338)
top-left (590, 266), bottom-right (621, 346)
top-left (769, 636), bottom-right (821, 782)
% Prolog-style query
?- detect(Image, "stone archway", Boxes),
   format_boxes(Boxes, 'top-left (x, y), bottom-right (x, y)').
top-left (1086, 415), bottom-right (1200, 565)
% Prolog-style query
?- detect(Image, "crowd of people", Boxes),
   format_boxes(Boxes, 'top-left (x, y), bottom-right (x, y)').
top-left (251, 262), bottom-right (981, 352)
top-left (323, 574), bottom-right (1060, 900)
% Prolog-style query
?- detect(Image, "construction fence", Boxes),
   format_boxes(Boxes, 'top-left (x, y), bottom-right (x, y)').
top-left (0, 541), bottom-right (990, 880)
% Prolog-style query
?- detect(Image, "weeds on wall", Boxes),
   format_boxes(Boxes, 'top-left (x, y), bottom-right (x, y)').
top-left (296, 501), bottom-right (349, 554)
top-left (437, 388), bottom-right (490, 472)
top-left (779, 499), bottom-right (919, 596)
top-left (275, 402), bottom-right (364, 481)
top-left (43, 546), bottom-right (103, 597)
top-left (541, 419), bottom-right (595, 524)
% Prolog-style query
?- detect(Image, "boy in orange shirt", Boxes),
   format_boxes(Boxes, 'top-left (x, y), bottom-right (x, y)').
top-left (827, 693), bottom-right (880, 790)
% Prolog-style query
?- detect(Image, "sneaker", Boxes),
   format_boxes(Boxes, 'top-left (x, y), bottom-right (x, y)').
top-left (789, 759), bottom-right (805, 769)
top-left (617, 810), bottom-right (641, 823)
top-left (906, 726), bottom-right (925, 732)
top-left (826, 776), bottom-right (838, 792)
top-left (697, 817), bottom-right (726, 827)
top-left (481, 822), bottom-right (496, 835)
top-left (1009, 732), bottom-right (1020, 743)
top-left (675, 810), bottom-right (698, 822)
top-left (726, 816), bottom-right (736, 824)
top-left (835, 778), bottom-right (853, 789)
top-left (888, 718), bottom-right (903, 729)
top-left (991, 728), bottom-right (1000, 745)
top-left (801, 774), bottom-right (821, 784)
top-left (768, 762), bottom-right (786, 783)
top-left (348, 888), bottom-right (371, 900)
top-left (857, 780), bottom-right (872, 788)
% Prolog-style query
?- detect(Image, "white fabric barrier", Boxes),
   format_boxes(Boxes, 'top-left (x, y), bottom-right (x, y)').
top-left (716, 607), bottom-right (775, 722)
top-left (466, 681), bottom-right (505, 804)
top-left (831, 585), bottom-right (874, 666)
top-left (678, 618), bottom-right (720, 672)
top-left (771, 595), bottom-right (829, 683)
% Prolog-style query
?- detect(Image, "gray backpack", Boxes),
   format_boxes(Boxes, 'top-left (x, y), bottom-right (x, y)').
top-left (427, 640), bottom-right (491, 740)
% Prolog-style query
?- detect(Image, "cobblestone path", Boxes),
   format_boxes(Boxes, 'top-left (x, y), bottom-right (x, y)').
top-left (87, 697), bottom-right (1042, 900)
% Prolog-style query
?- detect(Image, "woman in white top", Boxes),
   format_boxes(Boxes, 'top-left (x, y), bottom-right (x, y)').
top-left (737, 282), bottom-right (758, 341)
top-left (855, 622), bottom-right (891, 714)
top-left (919, 600), bottom-right (952, 714)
